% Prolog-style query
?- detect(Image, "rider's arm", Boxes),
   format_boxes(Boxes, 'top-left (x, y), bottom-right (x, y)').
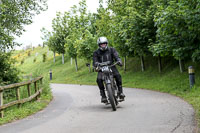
top-left (112, 48), bottom-right (122, 63)
top-left (93, 51), bottom-right (99, 67)
top-left (93, 51), bottom-right (102, 71)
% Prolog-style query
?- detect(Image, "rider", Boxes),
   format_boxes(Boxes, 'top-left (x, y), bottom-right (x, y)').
top-left (93, 36), bottom-right (125, 103)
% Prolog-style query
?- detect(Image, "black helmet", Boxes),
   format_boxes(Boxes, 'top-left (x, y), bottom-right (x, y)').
top-left (97, 37), bottom-right (108, 51)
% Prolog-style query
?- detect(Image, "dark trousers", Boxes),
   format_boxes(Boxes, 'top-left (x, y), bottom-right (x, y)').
top-left (96, 67), bottom-right (122, 96)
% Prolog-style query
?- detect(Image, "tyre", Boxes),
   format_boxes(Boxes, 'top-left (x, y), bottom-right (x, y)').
top-left (113, 84), bottom-right (119, 105)
top-left (106, 84), bottom-right (116, 111)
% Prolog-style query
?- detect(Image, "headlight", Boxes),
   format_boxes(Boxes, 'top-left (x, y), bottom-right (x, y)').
top-left (102, 66), bottom-right (110, 73)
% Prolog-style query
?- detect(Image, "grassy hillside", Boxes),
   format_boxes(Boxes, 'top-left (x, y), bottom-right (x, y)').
top-left (14, 46), bottom-right (200, 129)
top-left (0, 47), bottom-right (52, 125)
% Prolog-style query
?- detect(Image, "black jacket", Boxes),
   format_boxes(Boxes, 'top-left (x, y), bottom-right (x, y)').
top-left (93, 47), bottom-right (122, 67)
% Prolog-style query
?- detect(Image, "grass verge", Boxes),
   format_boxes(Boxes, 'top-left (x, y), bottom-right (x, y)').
top-left (0, 61), bottom-right (52, 125)
top-left (0, 94), bottom-right (52, 125)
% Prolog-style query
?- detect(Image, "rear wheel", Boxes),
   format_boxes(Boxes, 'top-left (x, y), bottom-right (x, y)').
top-left (106, 84), bottom-right (116, 111)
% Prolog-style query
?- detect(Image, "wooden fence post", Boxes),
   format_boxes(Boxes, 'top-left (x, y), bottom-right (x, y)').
top-left (0, 91), bottom-right (4, 118)
top-left (39, 78), bottom-right (43, 97)
top-left (27, 84), bottom-right (31, 97)
top-left (37, 80), bottom-right (40, 91)
top-left (34, 82), bottom-right (38, 100)
top-left (16, 87), bottom-right (21, 108)
top-left (40, 78), bottom-right (43, 85)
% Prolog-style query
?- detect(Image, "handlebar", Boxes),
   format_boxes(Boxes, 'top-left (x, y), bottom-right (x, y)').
top-left (98, 61), bottom-right (120, 68)
top-left (109, 61), bottom-right (120, 67)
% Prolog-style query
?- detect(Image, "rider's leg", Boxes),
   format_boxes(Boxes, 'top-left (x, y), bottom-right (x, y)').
top-left (96, 72), bottom-right (107, 103)
top-left (114, 73), bottom-right (125, 100)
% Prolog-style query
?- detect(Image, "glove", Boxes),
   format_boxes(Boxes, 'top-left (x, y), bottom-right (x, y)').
top-left (118, 61), bottom-right (123, 67)
top-left (95, 67), bottom-right (100, 72)
top-left (95, 62), bottom-right (100, 67)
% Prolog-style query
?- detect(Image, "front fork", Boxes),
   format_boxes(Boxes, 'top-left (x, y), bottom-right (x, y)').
top-left (104, 74), bottom-right (118, 98)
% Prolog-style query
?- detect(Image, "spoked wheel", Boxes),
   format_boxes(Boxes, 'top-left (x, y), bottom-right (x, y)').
top-left (106, 84), bottom-right (117, 111)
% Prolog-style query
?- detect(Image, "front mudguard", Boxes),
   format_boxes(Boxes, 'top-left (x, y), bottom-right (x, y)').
top-left (105, 79), bottom-right (111, 84)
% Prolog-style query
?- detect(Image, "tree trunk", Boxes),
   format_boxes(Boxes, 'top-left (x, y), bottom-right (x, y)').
top-left (53, 52), bottom-right (56, 63)
top-left (89, 65), bottom-right (91, 73)
top-left (124, 56), bottom-right (126, 71)
top-left (158, 54), bottom-right (162, 73)
top-left (179, 59), bottom-right (184, 73)
top-left (75, 57), bottom-right (78, 71)
top-left (62, 53), bottom-right (64, 64)
top-left (71, 58), bottom-right (73, 65)
top-left (140, 56), bottom-right (145, 72)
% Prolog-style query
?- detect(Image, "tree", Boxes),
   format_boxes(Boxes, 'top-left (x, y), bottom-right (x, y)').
top-left (77, 30), bottom-right (97, 72)
top-left (108, 0), bottom-right (157, 71)
top-left (65, 0), bottom-right (89, 71)
top-left (0, 0), bottom-right (47, 84)
top-left (51, 12), bottom-right (70, 64)
top-left (65, 13), bottom-right (80, 71)
top-left (129, 0), bottom-right (156, 71)
top-left (48, 34), bottom-right (58, 63)
top-left (41, 27), bottom-right (58, 63)
top-left (0, 52), bottom-right (19, 85)
top-left (96, 1), bottom-right (113, 45)
top-left (0, 0), bottom-right (47, 50)
top-left (185, 0), bottom-right (200, 62)
top-left (108, 0), bottom-right (134, 71)
top-left (152, 0), bottom-right (199, 73)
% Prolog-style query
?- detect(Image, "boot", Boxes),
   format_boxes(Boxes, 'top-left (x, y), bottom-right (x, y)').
top-left (118, 86), bottom-right (125, 100)
top-left (100, 90), bottom-right (108, 103)
top-left (101, 97), bottom-right (108, 103)
top-left (119, 93), bottom-right (125, 100)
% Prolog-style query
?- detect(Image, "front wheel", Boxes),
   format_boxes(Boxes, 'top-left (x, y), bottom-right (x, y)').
top-left (106, 84), bottom-right (116, 111)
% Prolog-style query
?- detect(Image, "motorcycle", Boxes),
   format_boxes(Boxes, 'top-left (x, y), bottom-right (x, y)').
top-left (97, 61), bottom-right (123, 111)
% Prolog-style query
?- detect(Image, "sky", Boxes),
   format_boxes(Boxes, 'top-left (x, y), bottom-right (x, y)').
top-left (15, 0), bottom-right (101, 50)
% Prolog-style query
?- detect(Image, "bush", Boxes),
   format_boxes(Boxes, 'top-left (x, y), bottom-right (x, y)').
top-left (33, 58), bottom-right (37, 62)
top-left (0, 52), bottom-right (20, 85)
top-left (21, 59), bottom-right (24, 64)
top-left (27, 51), bottom-right (31, 56)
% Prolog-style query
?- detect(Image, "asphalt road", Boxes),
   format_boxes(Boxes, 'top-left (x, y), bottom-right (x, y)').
top-left (0, 84), bottom-right (197, 133)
